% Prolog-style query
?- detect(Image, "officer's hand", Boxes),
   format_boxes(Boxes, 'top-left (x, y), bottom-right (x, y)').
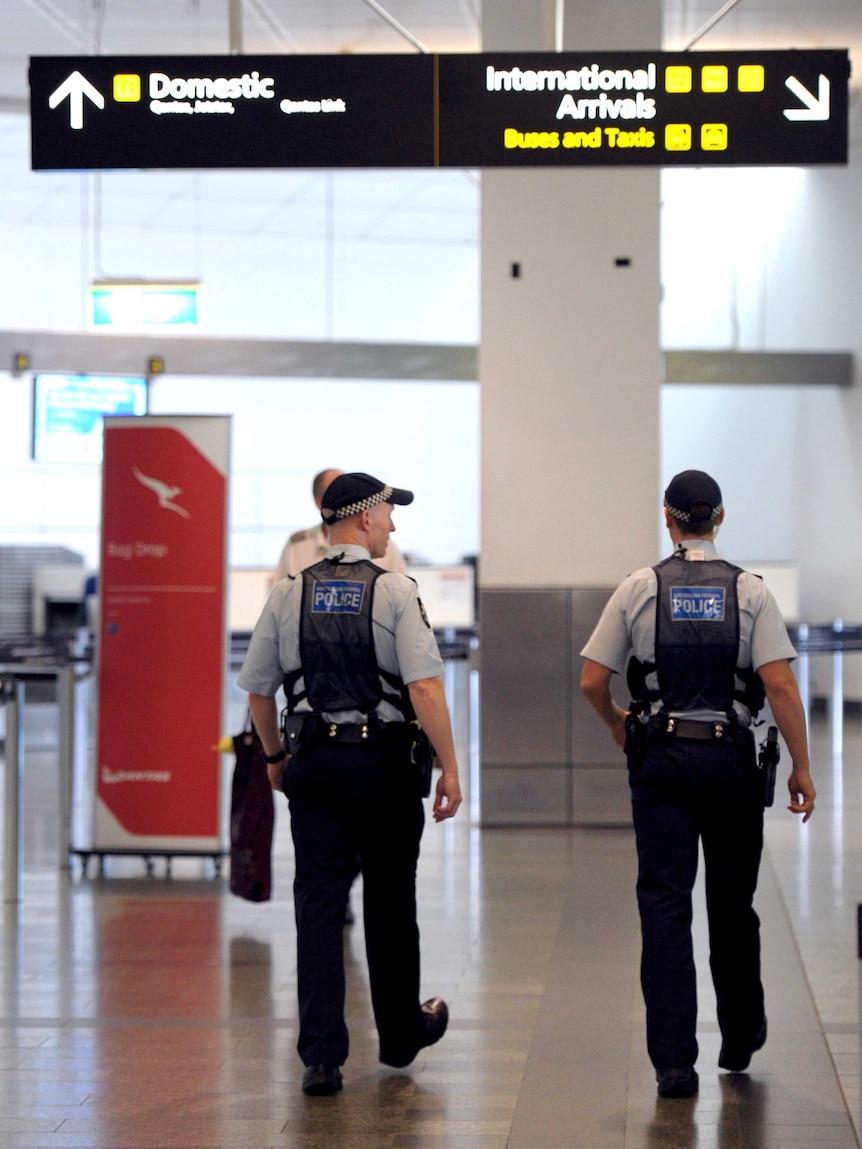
top-left (267, 758), bottom-right (289, 792)
top-left (610, 711), bottom-right (628, 750)
top-left (787, 767), bottom-right (815, 822)
top-left (604, 706), bottom-right (629, 750)
top-left (433, 773), bottom-right (462, 822)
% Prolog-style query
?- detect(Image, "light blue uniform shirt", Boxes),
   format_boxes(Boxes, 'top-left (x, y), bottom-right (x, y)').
top-left (238, 544), bottom-right (443, 723)
top-left (580, 540), bottom-right (797, 723)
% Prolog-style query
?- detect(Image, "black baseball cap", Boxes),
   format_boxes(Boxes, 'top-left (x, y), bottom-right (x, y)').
top-left (664, 470), bottom-right (723, 524)
top-left (321, 472), bottom-right (414, 525)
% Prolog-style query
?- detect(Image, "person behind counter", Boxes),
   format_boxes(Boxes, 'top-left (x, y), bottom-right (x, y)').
top-left (273, 466), bottom-right (408, 581)
top-left (238, 471), bottom-right (462, 1096)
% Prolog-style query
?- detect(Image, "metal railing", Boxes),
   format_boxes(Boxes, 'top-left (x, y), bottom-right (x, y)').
top-left (788, 621), bottom-right (862, 756)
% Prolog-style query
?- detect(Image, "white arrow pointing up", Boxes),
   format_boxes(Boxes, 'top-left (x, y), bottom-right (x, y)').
top-left (48, 71), bottom-right (105, 130)
top-left (783, 74), bottom-right (830, 121)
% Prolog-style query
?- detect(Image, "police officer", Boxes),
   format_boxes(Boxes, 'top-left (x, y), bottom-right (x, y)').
top-left (580, 470), bottom-right (815, 1100)
top-left (239, 472), bottom-right (462, 1097)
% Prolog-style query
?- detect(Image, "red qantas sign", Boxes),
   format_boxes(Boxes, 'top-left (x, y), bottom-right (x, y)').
top-left (97, 420), bottom-right (227, 844)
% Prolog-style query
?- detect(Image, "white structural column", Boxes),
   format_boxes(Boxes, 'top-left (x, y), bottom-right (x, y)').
top-left (479, 0), bottom-right (662, 825)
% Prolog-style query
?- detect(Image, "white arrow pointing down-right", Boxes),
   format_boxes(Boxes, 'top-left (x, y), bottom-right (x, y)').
top-left (783, 74), bottom-right (830, 121)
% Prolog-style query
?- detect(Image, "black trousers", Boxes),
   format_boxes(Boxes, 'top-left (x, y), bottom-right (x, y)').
top-left (282, 737), bottom-right (425, 1067)
top-left (628, 731), bottom-right (765, 1070)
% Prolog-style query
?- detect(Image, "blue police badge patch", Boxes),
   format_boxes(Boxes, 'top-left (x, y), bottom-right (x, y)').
top-left (670, 586), bottom-right (725, 621)
top-left (312, 580), bottom-right (366, 614)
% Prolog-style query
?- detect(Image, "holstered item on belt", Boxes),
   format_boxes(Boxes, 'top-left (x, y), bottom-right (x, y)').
top-left (624, 712), bottom-right (647, 763)
top-left (411, 727), bottom-right (435, 798)
top-left (281, 712), bottom-right (308, 755)
top-left (758, 725), bottom-right (780, 807)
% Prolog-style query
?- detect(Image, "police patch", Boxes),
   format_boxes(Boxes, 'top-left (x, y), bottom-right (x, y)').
top-left (670, 586), bottom-right (725, 621)
top-left (417, 596), bottom-right (432, 629)
top-left (312, 580), bottom-right (365, 614)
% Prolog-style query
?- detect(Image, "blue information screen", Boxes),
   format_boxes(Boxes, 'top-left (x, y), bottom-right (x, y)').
top-left (32, 373), bottom-right (149, 464)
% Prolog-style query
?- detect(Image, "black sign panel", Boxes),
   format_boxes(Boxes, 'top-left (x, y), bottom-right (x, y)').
top-left (29, 55), bottom-right (436, 170)
top-left (437, 50), bottom-right (850, 167)
top-left (29, 49), bottom-right (849, 171)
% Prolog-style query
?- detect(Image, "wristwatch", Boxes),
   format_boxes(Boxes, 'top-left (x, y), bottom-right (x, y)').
top-left (263, 748), bottom-right (287, 764)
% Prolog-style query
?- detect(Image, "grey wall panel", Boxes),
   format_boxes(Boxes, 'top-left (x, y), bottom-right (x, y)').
top-left (479, 585), bottom-right (634, 826)
top-left (570, 765), bottom-right (631, 826)
top-left (480, 589), bottom-right (570, 765)
top-left (481, 765), bottom-right (569, 826)
top-left (570, 587), bottom-right (622, 765)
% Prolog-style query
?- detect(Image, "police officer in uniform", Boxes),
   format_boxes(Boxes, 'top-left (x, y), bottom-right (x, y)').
top-left (239, 472), bottom-right (462, 1096)
top-left (580, 470), bottom-right (815, 1100)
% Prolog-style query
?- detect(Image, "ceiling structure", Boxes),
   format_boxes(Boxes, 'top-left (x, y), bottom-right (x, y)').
top-left (0, 1), bottom-right (858, 263)
top-left (2, 0), bottom-right (859, 105)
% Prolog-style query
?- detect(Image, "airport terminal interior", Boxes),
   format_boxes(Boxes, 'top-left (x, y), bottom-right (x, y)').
top-left (0, 666), bottom-right (859, 1148)
top-left (3, 0), bottom-right (862, 1147)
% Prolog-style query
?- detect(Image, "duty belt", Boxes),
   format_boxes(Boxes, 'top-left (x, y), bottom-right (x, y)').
top-left (662, 717), bottom-right (732, 741)
top-left (322, 720), bottom-right (409, 745)
top-left (325, 721), bottom-right (376, 744)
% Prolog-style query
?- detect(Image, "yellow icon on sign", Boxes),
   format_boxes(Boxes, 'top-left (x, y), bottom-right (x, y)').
top-left (665, 124), bottom-right (692, 151)
top-left (701, 65), bottom-right (728, 93)
top-left (113, 74), bottom-right (141, 102)
top-left (738, 64), bottom-right (765, 92)
top-left (665, 66), bottom-right (692, 93)
top-left (701, 123), bottom-right (728, 151)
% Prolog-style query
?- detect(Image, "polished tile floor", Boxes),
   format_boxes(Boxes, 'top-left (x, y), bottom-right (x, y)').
top-left (0, 667), bottom-right (860, 1148)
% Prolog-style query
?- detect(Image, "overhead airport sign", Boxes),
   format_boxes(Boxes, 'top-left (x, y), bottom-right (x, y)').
top-left (438, 50), bottom-right (849, 167)
top-left (29, 49), bottom-right (849, 171)
top-left (30, 55), bottom-right (434, 169)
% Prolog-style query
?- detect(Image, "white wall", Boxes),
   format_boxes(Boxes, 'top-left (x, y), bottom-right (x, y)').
top-left (660, 128), bottom-right (862, 620)
top-left (660, 103), bottom-right (862, 695)
top-left (0, 370), bottom-right (479, 569)
top-left (152, 375), bottom-right (479, 568)
top-left (0, 113), bottom-right (480, 571)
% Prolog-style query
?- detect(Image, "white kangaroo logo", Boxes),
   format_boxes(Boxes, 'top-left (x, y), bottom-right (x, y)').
top-left (132, 465), bottom-right (191, 519)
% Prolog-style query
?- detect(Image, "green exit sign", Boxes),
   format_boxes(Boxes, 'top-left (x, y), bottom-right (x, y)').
top-left (89, 282), bottom-right (201, 329)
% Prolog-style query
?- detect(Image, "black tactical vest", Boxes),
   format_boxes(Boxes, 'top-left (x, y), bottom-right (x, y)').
top-left (654, 554), bottom-right (741, 715)
top-left (627, 553), bottom-right (764, 720)
top-left (284, 557), bottom-right (413, 719)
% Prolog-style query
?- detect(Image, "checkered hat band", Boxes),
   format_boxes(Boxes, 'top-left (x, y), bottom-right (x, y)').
top-left (334, 486), bottom-right (393, 520)
top-left (664, 498), bottom-right (723, 523)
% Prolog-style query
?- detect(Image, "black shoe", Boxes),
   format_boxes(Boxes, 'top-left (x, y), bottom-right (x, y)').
top-left (719, 1017), bottom-right (767, 1072)
top-left (656, 1066), bottom-right (699, 1099)
top-left (302, 1064), bottom-right (343, 1096)
top-left (380, 997), bottom-right (449, 1068)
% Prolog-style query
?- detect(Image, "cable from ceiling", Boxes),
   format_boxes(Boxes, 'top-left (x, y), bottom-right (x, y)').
top-left (459, 0), bottom-right (481, 40)
top-left (359, 0), bottom-right (430, 54)
top-left (24, 0), bottom-right (88, 49)
top-left (555, 0), bottom-right (564, 52)
top-left (91, 0), bottom-right (106, 53)
top-left (243, 0), bottom-right (303, 53)
top-left (229, 0), bottom-right (243, 53)
top-left (682, 0), bottom-right (745, 50)
top-left (681, 0), bottom-right (748, 350)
